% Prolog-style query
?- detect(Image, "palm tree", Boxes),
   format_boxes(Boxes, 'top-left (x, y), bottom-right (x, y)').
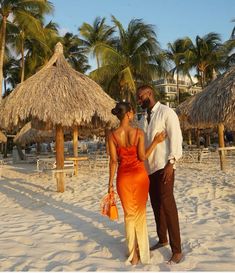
top-left (7, 11), bottom-right (49, 82)
top-left (62, 32), bottom-right (90, 73)
top-left (3, 55), bottom-right (20, 94)
top-left (223, 20), bottom-right (235, 68)
top-left (185, 33), bottom-right (223, 88)
top-left (23, 20), bottom-right (60, 79)
top-left (165, 38), bottom-right (192, 105)
top-left (230, 18), bottom-right (235, 40)
top-left (78, 16), bottom-right (115, 68)
top-left (0, 0), bottom-right (53, 99)
top-left (91, 16), bottom-right (166, 102)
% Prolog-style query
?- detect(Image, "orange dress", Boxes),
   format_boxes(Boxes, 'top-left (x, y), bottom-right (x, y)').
top-left (112, 129), bottom-right (150, 264)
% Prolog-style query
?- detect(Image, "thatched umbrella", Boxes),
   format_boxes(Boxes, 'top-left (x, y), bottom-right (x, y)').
top-left (0, 42), bottom-right (117, 192)
top-left (0, 130), bottom-right (7, 143)
top-left (14, 122), bottom-right (106, 145)
top-left (14, 122), bottom-right (54, 145)
top-left (176, 96), bottom-right (197, 146)
top-left (190, 66), bottom-right (235, 170)
top-left (176, 96), bottom-right (216, 146)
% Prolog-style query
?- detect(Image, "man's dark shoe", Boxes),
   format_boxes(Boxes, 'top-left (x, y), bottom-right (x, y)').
top-left (150, 241), bottom-right (168, 251)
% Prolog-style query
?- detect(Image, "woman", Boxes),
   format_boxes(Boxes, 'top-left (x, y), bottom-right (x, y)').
top-left (108, 102), bottom-right (166, 265)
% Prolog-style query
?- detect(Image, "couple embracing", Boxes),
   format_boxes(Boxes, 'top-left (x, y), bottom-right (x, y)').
top-left (107, 85), bottom-right (183, 265)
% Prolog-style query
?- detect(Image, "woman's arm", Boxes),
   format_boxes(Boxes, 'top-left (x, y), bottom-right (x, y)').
top-left (137, 130), bottom-right (166, 161)
top-left (107, 133), bottom-right (118, 193)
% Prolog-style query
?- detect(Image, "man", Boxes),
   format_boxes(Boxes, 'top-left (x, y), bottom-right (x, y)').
top-left (136, 85), bottom-right (183, 264)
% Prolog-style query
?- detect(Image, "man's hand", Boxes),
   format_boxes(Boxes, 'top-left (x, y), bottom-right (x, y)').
top-left (162, 161), bottom-right (174, 184)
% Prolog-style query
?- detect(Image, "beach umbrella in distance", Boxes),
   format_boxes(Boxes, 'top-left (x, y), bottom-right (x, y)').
top-left (0, 130), bottom-right (7, 143)
top-left (190, 66), bottom-right (235, 170)
top-left (175, 95), bottom-right (216, 146)
top-left (176, 95), bottom-right (197, 130)
top-left (175, 95), bottom-right (198, 146)
top-left (14, 122), bottom-right (107, 145)
top-left (0, 42), bottom-right (118, 192)
top-left (14, 122), bottom-right (54, 146)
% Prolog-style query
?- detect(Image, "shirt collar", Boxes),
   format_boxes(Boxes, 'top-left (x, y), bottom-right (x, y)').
top-left (150, 101), bottom-right (160, 114)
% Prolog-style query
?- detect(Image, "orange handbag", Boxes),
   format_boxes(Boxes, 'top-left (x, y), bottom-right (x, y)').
top-left (101, 192), bottom-right (119, 221)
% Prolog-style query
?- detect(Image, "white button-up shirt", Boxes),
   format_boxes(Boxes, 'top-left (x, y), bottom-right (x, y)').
top-left (139, 101), bottom-right (183, 175)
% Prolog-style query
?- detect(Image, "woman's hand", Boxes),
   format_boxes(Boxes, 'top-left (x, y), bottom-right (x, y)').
top-left (154, 131), bottom-right (167, 144)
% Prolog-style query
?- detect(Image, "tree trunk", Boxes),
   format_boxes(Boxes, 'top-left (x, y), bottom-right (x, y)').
top-left (96, 55), bottom-right (100, 69)
top-left (20, 36), bottom-right (25, 83)
top-left (218, 123), bottom-right (225, 171)
top-left (73, 126), bottom-right (78, 176)
top-left (0, 15), bottom-right (8, 100)
top-left (176, 71), bottom-right (180, 105)
top-left (56, 125), bottom-right (65, 192)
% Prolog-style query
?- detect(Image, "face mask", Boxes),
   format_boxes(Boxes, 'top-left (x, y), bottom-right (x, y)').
top-left (140, 98), bottom-right (151, 109)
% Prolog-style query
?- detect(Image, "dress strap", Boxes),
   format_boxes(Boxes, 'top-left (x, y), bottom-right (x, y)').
top-left (134, 128), bottom-right (139, 146)
top-left (112, 132), bottom-right (119, 146)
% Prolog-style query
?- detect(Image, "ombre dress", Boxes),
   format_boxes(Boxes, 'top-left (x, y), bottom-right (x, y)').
top-left (112, 129), bottom-right (150, 264)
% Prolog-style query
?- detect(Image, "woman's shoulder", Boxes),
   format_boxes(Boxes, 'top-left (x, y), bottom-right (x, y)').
top-left (132, 127), bottom-right (144, 137)
top-left (108, 128), bottom-right (120, 139)
top-left (135, 127), bottom-right (144, 134)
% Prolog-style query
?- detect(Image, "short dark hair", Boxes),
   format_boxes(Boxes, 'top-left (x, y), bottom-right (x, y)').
top-left (137, 85), bottom-right (154, 94)
top-left (111, 102), bottom-right (133, 120)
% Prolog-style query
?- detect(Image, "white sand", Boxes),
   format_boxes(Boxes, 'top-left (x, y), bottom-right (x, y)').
top-left (0, 158), bottom-right (234, 271)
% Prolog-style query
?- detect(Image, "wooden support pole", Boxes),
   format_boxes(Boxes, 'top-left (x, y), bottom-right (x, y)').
top-left (105, 128), bottom-right (110, 155)
top-left (188, 130), bottom-right (192, 146)
top-left (218, 123), bottom-right (225, 171)
top-left (205, 133), bottom-right (210, 148)
top-left (36, 142), bottom-right (41, 154)
top-left (196, 129), bottom-right (200, 147)
top-left (73, 126), bottom-right (78, 176)
top-left (56, 124), bottom-right (65, 192)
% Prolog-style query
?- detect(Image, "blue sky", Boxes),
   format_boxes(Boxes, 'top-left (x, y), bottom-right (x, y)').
top-left (48, 0), bottom-right (235, 49)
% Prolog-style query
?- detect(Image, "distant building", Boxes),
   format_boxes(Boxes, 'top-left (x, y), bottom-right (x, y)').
top-left (153, 75), bottom-right (202, 107)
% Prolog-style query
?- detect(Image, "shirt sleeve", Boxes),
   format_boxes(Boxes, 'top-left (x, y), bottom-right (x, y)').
top-left (165, 108), bottom-right (183, 161)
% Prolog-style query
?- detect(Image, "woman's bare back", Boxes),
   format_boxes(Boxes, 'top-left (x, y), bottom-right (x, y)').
top-left (112, 127), bottom-right (140, 148)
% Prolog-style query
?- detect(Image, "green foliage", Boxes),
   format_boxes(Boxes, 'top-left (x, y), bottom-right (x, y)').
top-left (89, 16), bottom-right (167, 103)
top-left (62, 32), bottom-right (90, 73)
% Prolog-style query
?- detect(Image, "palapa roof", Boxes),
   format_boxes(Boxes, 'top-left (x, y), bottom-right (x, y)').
top-left (0, 130), bottom-right (7, 143)
top-left (175, 96), bottom-right (197, 130)
top-left (14, 122), bottom-right (54, 145)
top-left (190, 66), bottom-right (235, 129)
top-left (14, 122), bottom-right (107, 145)
top-left (0, 42), bottom-right (118, 131)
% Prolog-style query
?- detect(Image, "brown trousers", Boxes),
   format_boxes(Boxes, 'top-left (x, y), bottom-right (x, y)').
top-left (149, 169), bottom-right (181, 254)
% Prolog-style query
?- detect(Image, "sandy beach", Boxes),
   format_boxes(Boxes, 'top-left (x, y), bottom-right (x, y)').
top-left (0, 158), bottom-right (234, 271)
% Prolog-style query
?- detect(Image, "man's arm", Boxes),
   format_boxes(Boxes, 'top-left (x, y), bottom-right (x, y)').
top-left (162, 108), bottom-right (183, 183)
top-left (165, 108), bottom-right (183, 162)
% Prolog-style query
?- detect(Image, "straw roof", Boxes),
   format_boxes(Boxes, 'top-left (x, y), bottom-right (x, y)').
top-left (14, 122), bottom-right (107, 145)
top-left (0, 130), bottom-right (7, 143)
top-left (175, 96), bottom-right (197, 130)
top-left (190, 66), bottom-right (235, 129)
top-left (0, 42), bottom-right (118, 131)
top-left (14, 122), bottom-right (54, 145)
